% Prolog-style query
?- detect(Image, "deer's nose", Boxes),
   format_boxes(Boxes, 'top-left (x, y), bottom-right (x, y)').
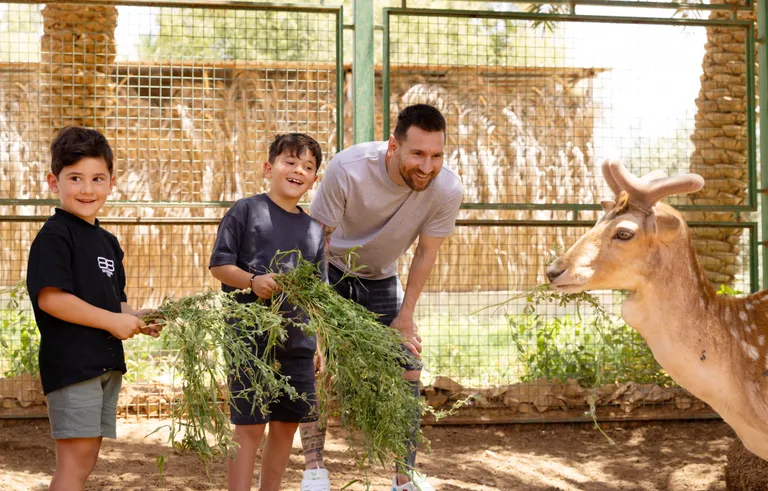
top-left (546, 266), bottom-right (564, 282)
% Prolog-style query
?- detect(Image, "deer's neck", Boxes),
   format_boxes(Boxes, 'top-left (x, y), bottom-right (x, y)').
top-left (621, 235), bottom-right (721, 369)
top-left (620, 231), bottom-right (768, 458)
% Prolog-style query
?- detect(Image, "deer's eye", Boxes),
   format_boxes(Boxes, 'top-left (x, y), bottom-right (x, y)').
top-left (614, 229), bottom-right (635, 241)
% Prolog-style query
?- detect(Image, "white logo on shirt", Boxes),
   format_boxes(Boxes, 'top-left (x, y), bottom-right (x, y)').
top-left (98, 257), bottom-right (115, 277)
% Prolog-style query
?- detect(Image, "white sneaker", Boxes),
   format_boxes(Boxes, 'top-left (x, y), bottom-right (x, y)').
top-left (301, 466), bottom-right (330, 491)
top-left (391, 472), bottom-right (434, 491)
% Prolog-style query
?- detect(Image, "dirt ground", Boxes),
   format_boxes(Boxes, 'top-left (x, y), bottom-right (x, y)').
top-left (0, 418), bottom-right (734, 490)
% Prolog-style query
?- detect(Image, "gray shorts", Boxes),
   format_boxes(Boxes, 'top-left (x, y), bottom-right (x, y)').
top-left (46, 371), bottom-right (122, 440)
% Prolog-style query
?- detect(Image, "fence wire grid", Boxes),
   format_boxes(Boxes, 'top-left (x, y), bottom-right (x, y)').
top-left (0, 0), bottom-right (759, 423)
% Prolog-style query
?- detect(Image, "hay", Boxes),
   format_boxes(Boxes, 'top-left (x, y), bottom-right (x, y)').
top-left (0, 57), bottom-right (752, 296)
top-left (725, 438), bottom-right (768, 491)
top-left (1, 60), bottom-right (602, 297)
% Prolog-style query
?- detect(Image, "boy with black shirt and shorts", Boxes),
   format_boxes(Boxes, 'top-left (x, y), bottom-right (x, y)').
top-left (209, 133), bottom-right (326, 491)
top-left (26, 126), bottom-right (160, 491)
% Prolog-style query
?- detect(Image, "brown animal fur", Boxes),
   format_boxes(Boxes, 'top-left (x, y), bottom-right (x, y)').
top-left (547, 160), bottom-right (768, 461)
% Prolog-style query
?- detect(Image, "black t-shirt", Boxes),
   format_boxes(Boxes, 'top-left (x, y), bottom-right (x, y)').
top-left (209, 194), bottom-right (326, 357)
top-left (26, 209), bottom-right (128, 395)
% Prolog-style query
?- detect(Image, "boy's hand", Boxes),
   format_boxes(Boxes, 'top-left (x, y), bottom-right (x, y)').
top-left (251, 273), bottom-right (280, 300)
top-left (135, 309), bottom-right (163, 337)
top-left (110, 313), bottom-right (145, 340)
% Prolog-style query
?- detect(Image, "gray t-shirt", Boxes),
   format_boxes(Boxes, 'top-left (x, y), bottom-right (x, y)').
top-left (209, 193), bottom-right (326, 356)
top-left (310, 141), bottom-right (463, 280)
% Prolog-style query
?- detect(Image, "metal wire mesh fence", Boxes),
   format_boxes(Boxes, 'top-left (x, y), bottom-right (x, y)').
top-left (0, 0), bottom-right (343, 417)
top-left (384, 6), bottom-right (759, 421)
top-left (0, 0), bottom-right (760, 423)
top-left (410, 222), bottom-right (755, 421)
top-left (384, 9), bottom-right (755, 211)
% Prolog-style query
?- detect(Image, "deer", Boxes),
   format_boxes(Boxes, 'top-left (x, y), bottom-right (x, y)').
top-left (546, 159), bottom-right (768, 461)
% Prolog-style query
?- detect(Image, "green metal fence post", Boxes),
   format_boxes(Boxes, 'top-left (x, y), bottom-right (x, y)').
top-left (336, 4), bottom-right (344, 151)
top-left (353, 0), bottom-right (374, 143)
top-left (758, 0), bottom-right (768, 289)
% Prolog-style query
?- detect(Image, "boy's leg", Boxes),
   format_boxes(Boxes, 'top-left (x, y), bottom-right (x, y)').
top-left (50, 437), bottom-right (102, 491)
top-left (260, 421), bottom-right (300, 491)
top-left (228, 424), bottom-right (267, 491)
top-left (299, 420), bottom-right (326, 470)
top-left (46, 371), bottom-right (122, 491)
top-left (229, 355), bottom-right (270, 491)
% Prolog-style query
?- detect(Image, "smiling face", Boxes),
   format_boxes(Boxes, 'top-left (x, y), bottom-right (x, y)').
top-left (47, 156), bottom-right (114, 224)
top-left (264, 150), bottom-right (318, 206)
top-left (387, 126), bottom-right (445, 191)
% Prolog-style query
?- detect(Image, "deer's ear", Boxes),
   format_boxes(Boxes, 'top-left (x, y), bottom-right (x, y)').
top-left (649, 208), bottom-right (683, 242)
top-left (600, 200), bottom-right (616, 212)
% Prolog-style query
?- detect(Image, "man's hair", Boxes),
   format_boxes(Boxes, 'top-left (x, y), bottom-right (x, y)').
top-left (50, 126), bottom-right (114, 177)
top-left (268, 133), bottom-right (323, 170)
top-left (393, 104), bottom-right (446, 141)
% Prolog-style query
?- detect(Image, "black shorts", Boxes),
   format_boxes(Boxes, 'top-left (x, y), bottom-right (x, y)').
top-left (229, 354), bottom-right (317, 425)
top-left (328, 263), bottom-right (423, 372)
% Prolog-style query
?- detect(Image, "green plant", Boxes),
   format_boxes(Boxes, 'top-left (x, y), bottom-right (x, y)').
top-left (273, 253), bottom-right (424, 472)
top-left (716, 284), bottom-right (742, 296)
top-left (0, 282), bottom-right (40, 377)
top-left (509, 314), bottom-right (671, 387)
top-left (509, 287), bottom-right (671, 388)
top-left (144, 289), bottom-right (296, 461)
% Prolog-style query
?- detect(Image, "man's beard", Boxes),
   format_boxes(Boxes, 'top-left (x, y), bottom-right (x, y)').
top-left (400, 166), bottom-right (437, 191)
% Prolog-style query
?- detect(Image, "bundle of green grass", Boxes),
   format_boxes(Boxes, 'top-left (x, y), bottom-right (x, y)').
top-left (143, 290), bottom-right (296, 460)
top-left (275, 258), bottom-right (423, 468)
top-left (149, 256), bottom-right (423, 471)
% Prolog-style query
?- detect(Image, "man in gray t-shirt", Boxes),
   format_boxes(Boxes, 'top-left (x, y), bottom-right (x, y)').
top-left (299, 104), bottom-right (462, 491)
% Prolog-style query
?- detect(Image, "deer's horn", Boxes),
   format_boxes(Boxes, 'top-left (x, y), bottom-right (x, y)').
top-left (641, 169), bottom-right (668, 182)
top-left (602, 161), bottom-right (669, 199)
top-left (607, 160), bottom-right (704, 210)
top-left (601, 159), bottom-right (622, 198)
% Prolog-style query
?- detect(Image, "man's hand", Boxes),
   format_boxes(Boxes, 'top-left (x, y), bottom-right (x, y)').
top-left (251, 273), bottom-right (280, 300)
top-left (110, 313), bottom-right (145, 340)
top-left (390, 314), bottom-right (422, 358)
top-left (135, 309), bottom-right (162, 338)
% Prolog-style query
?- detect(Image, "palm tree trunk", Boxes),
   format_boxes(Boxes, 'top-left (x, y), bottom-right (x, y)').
top-left (40, 3), bottom-right (117, 135)
top-left (689, 0), bottom-right (756, 287)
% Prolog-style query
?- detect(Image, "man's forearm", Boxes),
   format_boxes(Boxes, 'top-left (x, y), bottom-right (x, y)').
top-left (400, 248), bottom-right (439, 317)
top-left (321, 223), bottom-right (336, 267)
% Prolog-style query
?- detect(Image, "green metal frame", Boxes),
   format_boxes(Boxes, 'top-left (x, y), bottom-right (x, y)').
top-left (381, 6), bottom-right (760, 291)
top-left (757, 0), bottom-right (768, 288)
top-left (353, 0), bottom-right (374, 143)
top-left (337, 2), bottom-right (345, 151)
top-left (6, 213), bottom-right (758, 291)
top-left (445, 0), bottom-right (753, 10)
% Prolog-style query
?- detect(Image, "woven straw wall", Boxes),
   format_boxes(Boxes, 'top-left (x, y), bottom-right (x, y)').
top-left (2, 62), bottom-right (600, 300)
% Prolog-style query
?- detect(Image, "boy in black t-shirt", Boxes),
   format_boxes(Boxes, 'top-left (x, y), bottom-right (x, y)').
top-left (209, 133), bottom-right (326, 491)
top-left (26, 127), bottom-right (159, 491)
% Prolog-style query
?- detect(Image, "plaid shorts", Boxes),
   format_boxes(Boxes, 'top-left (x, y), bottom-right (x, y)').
top-left (328, 264), bottom-right (422, 371)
